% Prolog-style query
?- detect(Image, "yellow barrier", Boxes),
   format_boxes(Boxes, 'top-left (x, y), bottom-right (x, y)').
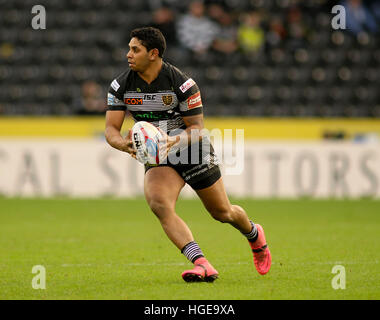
top-left (0, 117), bottom-right (379, 140)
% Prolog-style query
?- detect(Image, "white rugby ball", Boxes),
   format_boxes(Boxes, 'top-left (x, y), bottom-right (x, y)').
top-left (131, 121), bottom-right (163, 165)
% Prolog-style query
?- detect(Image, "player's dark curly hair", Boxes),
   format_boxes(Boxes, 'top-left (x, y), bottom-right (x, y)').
top-left (130, 27), bottom-right (166, 58)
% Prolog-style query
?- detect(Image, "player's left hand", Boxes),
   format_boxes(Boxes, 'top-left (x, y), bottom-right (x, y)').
top-left (157, 128), bottom-right (180, 160)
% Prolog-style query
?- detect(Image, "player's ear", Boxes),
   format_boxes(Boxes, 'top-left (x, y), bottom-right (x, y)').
top-left (149, 48), bottom-right (160, 60)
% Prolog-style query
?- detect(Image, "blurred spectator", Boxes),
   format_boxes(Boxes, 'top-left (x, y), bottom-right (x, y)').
top-left (266, 15), bottom-right (287, 48)
top-left (341, 0), bottom-right (378, 35)
top-left (286, 6), bottom-right (308, 50)
top-left (237, 11), bottom-right (265, 53)
top-left (151, 7), bottom-right (178, 45)
top-left (148, 0), bottom-right (187, 12)
top-left (210, 7), bottom-right (238, 55)
top-left (176, 1), bottom-right (219, 55)
top-left (207, 2), bottom-right (225, 21)
top-left (74, 81), bottom-right (106, 115)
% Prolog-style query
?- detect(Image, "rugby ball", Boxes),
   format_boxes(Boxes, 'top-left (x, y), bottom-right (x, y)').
top-left (131, 121), bottom-right (163, 165)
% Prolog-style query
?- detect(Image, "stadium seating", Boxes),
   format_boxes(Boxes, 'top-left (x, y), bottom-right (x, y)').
top-left (0, 0), bottom-right (379, 116)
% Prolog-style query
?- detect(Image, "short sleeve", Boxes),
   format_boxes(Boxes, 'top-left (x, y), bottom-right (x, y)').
top-left (175, 74), bottom-right (203, 117)
top-left (107, 76), bottom-right (127, 111)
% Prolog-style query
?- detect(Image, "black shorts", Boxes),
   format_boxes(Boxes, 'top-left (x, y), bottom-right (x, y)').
top-left (145, 142), bottom-right (221, 190)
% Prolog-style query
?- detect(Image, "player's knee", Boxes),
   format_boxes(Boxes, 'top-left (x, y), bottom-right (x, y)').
top-left (147, 197), bottom-right (172, 218)
top-left (210, 207), bottom-right (233, 223)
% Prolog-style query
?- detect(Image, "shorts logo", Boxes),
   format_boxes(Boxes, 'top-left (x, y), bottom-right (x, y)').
top-left (125, 97), bottom-right (143, 105)
top-left (111, 79), bottom-right (120, 91)
top-left (187, 92), bottom-right (202, 109)
top-left (162, 94), bottom-right (173, 106)
top-left (179, 78), bottom-right (195, 93)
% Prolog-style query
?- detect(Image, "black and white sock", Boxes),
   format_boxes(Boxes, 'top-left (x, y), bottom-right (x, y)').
top-left (242, 220), bottom-right (258, 243)
top-left (181, 241), bottom-right (204, 263)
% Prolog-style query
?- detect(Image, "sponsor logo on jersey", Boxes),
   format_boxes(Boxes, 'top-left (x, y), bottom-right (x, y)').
top-left (162, 94), bottom-right (173, 106)
top-left (125, 97), bottom-right (143, 105)
top-left (179, 78), bottom-right (195, 93)
top-left (144, 94), bottom-right (156, 100)
top-left (135, 112), bottom-right (164, 120)
top-left (107, 93), bottom-right (116, 105)
top-left (111, 79), bottom-right (120, 91)
top-left (187, 92), bottom-right (202, 109)
top-left (107, 93), bottom-right (124, 105)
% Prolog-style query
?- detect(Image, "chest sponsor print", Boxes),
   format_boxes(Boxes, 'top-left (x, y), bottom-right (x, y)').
top-left (124, 97), bottom-right (143, 105)
top-left (123, 91), bottom-right (178, 111)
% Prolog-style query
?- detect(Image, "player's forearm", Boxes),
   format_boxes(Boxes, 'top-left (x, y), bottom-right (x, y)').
top-left (183, 125), bottom-right (204, 144)
top-left (105, 126), bottom-right (126, 151)
top-left (178, 114), bottom-right (205, 146)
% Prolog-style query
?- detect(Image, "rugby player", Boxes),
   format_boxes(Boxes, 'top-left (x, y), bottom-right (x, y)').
top-left (105, 27), bottom-right (271, 282)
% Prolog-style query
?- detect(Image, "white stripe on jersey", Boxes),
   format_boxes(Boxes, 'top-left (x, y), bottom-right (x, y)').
top-left (150, 117), bottom-right (185, 132)
top-left (124, 91), bottom-right (178, 112)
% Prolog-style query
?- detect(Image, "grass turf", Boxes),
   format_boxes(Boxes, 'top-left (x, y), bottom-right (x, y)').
top-left (0, 198), bottom-right (379, 300)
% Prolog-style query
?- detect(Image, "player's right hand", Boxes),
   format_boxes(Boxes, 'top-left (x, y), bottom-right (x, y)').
top-left (119, 129), bottom-right (136, 159)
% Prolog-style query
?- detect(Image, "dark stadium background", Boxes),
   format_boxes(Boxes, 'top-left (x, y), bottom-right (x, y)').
top-left (1, 0), bottom-right (379, 117)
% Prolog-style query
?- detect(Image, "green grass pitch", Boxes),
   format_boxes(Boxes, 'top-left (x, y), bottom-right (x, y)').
top-left (0, 197), bottom-right (379, 300)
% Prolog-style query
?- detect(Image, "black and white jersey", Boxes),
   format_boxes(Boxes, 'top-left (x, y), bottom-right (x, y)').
top-left (107, 62), bottom-right (203, 133)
